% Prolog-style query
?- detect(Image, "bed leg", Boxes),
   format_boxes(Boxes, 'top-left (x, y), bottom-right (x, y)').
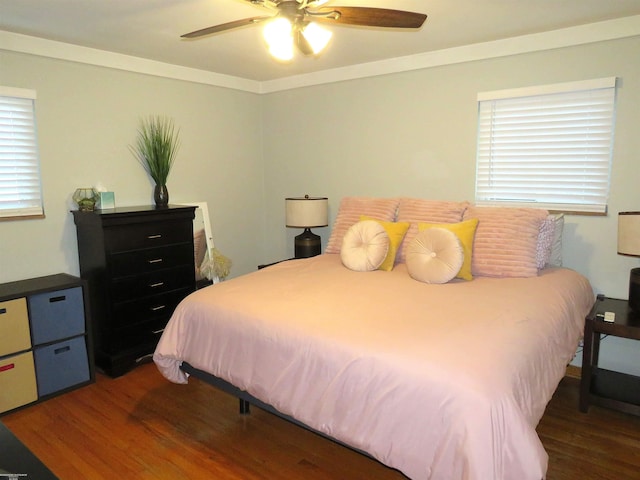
top-left (239, 398), bottom-right (250, 414)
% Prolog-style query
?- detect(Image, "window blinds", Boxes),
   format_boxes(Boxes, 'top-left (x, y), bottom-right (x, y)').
top-left (475, 77), bottom-right (617, 213)
top-left (0, 87), bottom-right (44, 219)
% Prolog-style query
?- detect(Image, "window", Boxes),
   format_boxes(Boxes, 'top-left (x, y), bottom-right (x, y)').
top-left (475, 77), bottom-right (617, 214)
top-left (0, 86), bottom-right (44, 220)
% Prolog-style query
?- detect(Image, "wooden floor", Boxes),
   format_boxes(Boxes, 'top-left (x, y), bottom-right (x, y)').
top-left (2, 363), bottom-right (640, 479)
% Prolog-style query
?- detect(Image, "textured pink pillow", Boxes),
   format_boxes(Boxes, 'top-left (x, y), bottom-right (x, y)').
top-left (326, 197), bottom-right (399, 254)
top-left (396, 198), bottom-right (469, 263)
top-left (464, 206), bottom-right (548, 278)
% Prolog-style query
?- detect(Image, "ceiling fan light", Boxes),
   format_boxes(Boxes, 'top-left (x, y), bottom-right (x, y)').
top-left (263, 17), bottom-right (294, 61)
top-left (302, 22), bottom-right (332, 55)
top-left (268, 42), bottom-right (294, 61)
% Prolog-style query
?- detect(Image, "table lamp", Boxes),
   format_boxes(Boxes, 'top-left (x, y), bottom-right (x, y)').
top-left (285, 195), bottom-right (328, 258)
top-left (618, 211), bottom-right (640, 311)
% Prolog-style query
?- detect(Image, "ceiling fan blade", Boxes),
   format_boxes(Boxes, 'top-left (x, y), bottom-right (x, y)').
top-left (242, 0), bottom-right (279, 9)
top-left (181, 16), bottom-right (272, 39)
top-left (311, 7), bottom-right (426, 29)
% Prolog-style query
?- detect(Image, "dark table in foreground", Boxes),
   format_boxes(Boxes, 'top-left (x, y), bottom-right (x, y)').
top-left (0, 421), bottom-right (58, 479)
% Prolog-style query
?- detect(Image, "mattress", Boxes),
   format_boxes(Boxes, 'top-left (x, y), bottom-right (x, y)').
top-left (154, 254), bottom-right (594, 480)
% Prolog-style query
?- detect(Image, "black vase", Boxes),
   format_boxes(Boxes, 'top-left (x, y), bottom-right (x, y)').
top-left (154, 184), bottom-right (169, 207)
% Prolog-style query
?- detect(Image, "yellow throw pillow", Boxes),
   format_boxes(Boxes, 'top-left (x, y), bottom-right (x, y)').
top-left (361, 216), bottom-right (410, 271)
top-left (418, 218), bottom-right (479, 280)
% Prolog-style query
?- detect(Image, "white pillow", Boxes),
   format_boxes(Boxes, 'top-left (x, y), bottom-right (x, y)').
top-left (340, 220), bottom-right (390, 272)
top-left (406, 228), bottom-right (464, 284)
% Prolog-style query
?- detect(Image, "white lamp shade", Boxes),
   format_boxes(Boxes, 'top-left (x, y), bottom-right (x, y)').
top-left (618, 212), bottom-right (640, 256)
top-left (286, 196), bottom-right (328, 228)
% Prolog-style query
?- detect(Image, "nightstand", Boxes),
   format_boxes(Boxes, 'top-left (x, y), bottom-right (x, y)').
top-left (580, 295), bottom-right (640, 415)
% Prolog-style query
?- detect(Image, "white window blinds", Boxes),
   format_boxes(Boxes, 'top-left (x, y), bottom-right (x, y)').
top-left (475, 77), bottom-right (617, 213)
top-left (0, 86), bottom-right (44, 219)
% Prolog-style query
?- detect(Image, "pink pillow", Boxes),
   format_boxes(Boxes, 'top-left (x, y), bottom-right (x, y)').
top-left (463, 206), bottom-right (548, 278)
top-left (396, 198), bottom-right (469, 263)
top-left (326, 197), bottom-right (399, 254)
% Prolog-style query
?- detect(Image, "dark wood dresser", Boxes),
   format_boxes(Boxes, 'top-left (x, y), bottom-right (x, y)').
top-left (72, 205), bottom-right (196, 377)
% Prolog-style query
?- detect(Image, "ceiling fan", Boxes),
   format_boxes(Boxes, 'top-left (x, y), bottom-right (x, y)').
top-left (181, 0), bottom-right (427, 61)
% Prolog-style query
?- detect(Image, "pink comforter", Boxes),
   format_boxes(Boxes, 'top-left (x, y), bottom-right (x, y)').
top-left (154, 254), bottom-right (594, 480)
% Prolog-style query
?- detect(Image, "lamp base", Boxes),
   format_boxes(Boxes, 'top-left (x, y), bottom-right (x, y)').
top-left (629, 268), bottom-right (640, 312)
top-left (295, 228), bottom-right (321, 259)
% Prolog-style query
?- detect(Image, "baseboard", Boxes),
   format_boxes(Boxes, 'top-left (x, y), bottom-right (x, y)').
top-left (565, 365), bottom-right (581, 379)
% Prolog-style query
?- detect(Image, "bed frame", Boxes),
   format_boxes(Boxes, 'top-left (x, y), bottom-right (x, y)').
top-left (180, 361), bottom-right (370, 457)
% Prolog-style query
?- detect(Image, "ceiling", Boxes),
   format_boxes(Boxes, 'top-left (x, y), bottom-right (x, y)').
top-left (2, 0), bottom-right (640, 82)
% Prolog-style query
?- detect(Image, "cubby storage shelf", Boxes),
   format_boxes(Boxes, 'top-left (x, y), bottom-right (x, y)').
top-left (0, 273), bottom-right (94, 415)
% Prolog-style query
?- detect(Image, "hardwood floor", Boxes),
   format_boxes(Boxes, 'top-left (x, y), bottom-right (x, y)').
top-left (2, 363), bottom-right (640, 479)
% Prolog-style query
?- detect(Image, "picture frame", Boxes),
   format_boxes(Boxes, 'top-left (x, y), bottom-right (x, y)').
top-left (179, 202), bottom-right (215, 285)
top-left (98, 191), bottom-right (115, 209)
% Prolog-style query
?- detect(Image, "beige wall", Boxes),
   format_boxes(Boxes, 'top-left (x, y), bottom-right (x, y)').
top-left (263, 37), bottom-right (640, 298)
top-left (262, 36), bottom-right (640, 374)
top-left (0, 51), bottom-right (265, 282)
top-left (2, 35), bottom-right (640, 373)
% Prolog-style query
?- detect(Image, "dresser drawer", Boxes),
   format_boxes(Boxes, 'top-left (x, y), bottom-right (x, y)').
top-left (0, 298), bottom-right (31, 357)
top-left (0, 351), bottom-right (38, 414)
top-left (109, 317), bottom-right (168, 352)
top-left (110, 265), bottom-right (194, 303)
top-left (112, 288), bottom-right (191, 329)
top-left (105, 220), bottom-right (192, 253)
top-left (109, 243), bottom-right (194, 278)
top-left (28, 287), bottom-right (86, 346)
top-left (34, 336), bottom-right (90, 397)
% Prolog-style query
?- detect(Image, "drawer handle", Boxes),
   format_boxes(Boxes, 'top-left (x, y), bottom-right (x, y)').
top-left (152, 328), bottom-right (165, 335)
top-left (50, 295), bottom-right (66, 303)
top-left (135, 353), bottom-right (153, 363)
top-left (0, 363), bottom-right (15, 373)
top-left (54, 346), bottom-right (71, 355)
top-left (147, 234), bottom-right (162, 239)
top-left (0, 308), bottom-right (6, 315)
top-left (148, 258), bottom-right (163, 264)
top-left (149, 282), bottom-right (165, 288)
top-left (150, 305), bottom-right (166, 311)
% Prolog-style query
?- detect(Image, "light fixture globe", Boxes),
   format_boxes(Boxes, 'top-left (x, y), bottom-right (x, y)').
top-left (301, 22), bottom-right (332, 54)
top-left (263, 17), bottom-right (294, 61)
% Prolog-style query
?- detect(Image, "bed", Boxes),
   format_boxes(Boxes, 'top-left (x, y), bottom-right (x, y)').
top-left (153, 197), bottom-right (595, 480)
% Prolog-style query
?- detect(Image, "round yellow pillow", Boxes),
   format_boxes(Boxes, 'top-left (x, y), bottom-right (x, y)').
top-left (406, 228), bottom-right (464, 283)
top-left (340, 220), bottom-right (390, 272)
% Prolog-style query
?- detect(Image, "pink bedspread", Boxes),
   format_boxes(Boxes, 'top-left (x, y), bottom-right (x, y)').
top-left (154, 254), bottom-right (594, 480)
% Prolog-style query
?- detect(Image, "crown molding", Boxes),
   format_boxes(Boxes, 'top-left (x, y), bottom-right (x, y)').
top-left (2, 14), bottom-right (639, 95)
top-left (260, 15), bottom-right (640, 93)
top-left (0, 30), bottom-right (262, 94)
